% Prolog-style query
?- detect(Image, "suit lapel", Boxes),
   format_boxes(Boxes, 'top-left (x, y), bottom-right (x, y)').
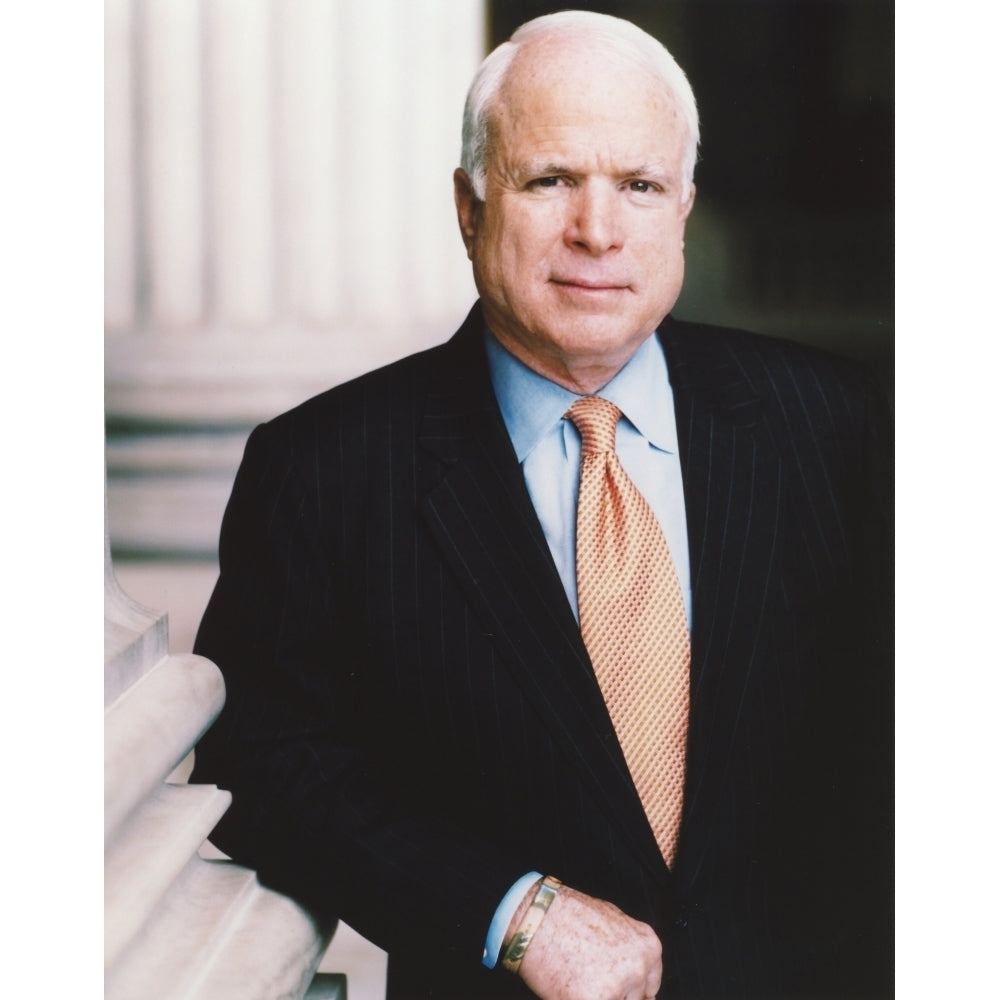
top-left (411, 312), bottom-right (786, 887)
top-left (660, 321), bottom-right (785, 884)
top-left (417, 310), bottom-right (669, 882)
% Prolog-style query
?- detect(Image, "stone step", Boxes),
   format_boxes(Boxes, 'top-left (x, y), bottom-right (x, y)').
top-left (107, 473), bottom-right (237, 558)
top-left (106, 856), bottom-right (332, 1000)
top-left (105, 651), bottom-right (225, 843)
top-left (105, 781), bottom-right (232, 967)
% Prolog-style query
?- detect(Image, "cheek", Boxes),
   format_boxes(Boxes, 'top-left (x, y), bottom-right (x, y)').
top-left (493, 230), bottom-right (552, 292)
top-left (504, 203), bottom-right (564, 259)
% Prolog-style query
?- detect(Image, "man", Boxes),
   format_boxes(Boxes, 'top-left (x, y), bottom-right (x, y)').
top-left (192, 11), bottom-right (892, 999)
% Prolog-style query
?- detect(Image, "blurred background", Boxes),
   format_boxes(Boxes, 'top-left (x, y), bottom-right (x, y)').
top-left (105, 0), bottom-right (893, 652)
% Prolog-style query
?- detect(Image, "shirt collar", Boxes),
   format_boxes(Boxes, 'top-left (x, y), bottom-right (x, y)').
top-left (484, 328), bottom-right (678, 462)
top-left (598, 333), bottom-right (678, 455)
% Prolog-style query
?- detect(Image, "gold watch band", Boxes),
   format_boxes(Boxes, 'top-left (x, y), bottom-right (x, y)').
top-left (500, 875), bottom-right (562, 973)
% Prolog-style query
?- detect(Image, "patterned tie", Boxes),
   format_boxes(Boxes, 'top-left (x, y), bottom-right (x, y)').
top-left (567, 396), bottom-right (690, 867)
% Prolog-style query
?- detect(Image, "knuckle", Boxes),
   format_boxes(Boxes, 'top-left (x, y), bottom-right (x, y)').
top-left (638, 923), bottom-right (662, 956)
top-left (649, 931), bottom-right (663, 960)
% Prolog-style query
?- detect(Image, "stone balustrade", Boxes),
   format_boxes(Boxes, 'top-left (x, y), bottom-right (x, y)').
top-left (105, 538), bottom-right (343, 999)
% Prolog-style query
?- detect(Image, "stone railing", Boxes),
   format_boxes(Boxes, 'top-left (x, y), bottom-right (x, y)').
top-left (105, 531), bottom-right (347, 999)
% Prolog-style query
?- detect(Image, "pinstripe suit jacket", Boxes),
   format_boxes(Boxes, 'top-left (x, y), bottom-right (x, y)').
top-left (192, 303), bottom-right (892, 999)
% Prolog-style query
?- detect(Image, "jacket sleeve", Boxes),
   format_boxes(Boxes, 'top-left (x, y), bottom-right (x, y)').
top-left (190, 420), bottom-right (526, 973)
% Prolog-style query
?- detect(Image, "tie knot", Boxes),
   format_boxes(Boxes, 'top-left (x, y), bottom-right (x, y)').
top-left (566, 396), bottom-right (622, 454)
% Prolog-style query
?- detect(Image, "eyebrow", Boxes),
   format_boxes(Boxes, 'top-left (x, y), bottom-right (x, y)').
top-left (519, 160), bottom-right (573, 178)
top-left (619, 164), bottom-right (677, 185)
top-left (518, 159), bottom-right (673, 182)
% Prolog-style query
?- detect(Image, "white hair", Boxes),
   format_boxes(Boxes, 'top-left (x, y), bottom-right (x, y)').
top-left (460, 10), bottom-right (700, 202)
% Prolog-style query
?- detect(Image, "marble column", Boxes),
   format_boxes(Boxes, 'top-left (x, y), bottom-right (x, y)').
top-left (106, 0), bottom-right (484, 556)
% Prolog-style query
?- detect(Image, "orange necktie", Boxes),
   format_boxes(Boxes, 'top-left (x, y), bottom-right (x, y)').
top-left (567, 396), bottom-right (690, 867)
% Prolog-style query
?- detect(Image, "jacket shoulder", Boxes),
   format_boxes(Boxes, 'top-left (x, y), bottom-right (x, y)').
top-left (662, 317), bottom-right (886, 415)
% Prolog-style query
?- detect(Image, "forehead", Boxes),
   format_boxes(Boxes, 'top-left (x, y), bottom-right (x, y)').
top-left (490, 37), bottom-right (685, 166)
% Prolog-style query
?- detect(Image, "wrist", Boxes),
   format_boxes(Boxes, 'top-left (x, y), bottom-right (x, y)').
top-left (500, 875), bottom-right (562, 974)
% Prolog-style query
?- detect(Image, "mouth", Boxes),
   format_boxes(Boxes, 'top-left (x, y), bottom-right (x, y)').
top-left (550, 277), bottom-right (630, 293)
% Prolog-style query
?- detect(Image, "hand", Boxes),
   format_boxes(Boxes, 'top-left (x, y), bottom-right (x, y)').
top-left (510, 885), bottom-right (663, 1000)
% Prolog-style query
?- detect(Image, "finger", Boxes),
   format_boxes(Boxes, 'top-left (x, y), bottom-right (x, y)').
top-left (644, 967), bottom-right (662, 999)
top-left (623, 979), bottom-right (660, 1000)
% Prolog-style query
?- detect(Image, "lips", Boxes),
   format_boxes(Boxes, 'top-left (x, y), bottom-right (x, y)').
top-left (550, 276), bottom-right (630, 291)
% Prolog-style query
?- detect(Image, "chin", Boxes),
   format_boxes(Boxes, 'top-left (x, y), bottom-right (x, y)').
top-left (555, 320), bottom-right (647, 358)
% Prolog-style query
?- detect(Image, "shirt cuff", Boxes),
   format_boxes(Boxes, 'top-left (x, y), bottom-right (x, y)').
top-left (482, 871), bottom-right (543, 969)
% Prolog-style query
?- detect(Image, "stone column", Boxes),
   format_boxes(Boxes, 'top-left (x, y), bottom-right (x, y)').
top-left (105, 0), bottom-right (484, 558)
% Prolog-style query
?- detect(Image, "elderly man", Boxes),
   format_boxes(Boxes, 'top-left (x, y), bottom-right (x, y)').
top-left (192, 11), bottom-right (892, 1000)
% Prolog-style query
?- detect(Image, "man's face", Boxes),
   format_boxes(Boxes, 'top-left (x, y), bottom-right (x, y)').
top-left (455, 38), bottom-right (695, 393)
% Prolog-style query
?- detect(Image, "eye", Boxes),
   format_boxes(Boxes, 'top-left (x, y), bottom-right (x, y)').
top-left (529, 176), bottom-right (563, 189)
top-left (627, 179), bottom-right (655, 193)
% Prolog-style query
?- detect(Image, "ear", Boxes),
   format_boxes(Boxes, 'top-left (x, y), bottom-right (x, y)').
top-left (453, 168), bottom-right (480, 258)
top-left (680, 183), bottom-right (696, 224)
top-left (678, 183), bottom-right (696, 247)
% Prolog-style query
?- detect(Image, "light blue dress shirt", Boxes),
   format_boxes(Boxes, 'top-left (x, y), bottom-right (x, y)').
top-left (480, 328), bottom-right (692, 968)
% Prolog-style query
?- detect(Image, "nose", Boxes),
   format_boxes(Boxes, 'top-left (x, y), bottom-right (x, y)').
top-left (565, 181), bottom-right (623, 255)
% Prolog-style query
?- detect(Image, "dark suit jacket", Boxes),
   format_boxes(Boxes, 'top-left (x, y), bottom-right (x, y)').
top-left (192, 304), bottom-right (893, 999)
